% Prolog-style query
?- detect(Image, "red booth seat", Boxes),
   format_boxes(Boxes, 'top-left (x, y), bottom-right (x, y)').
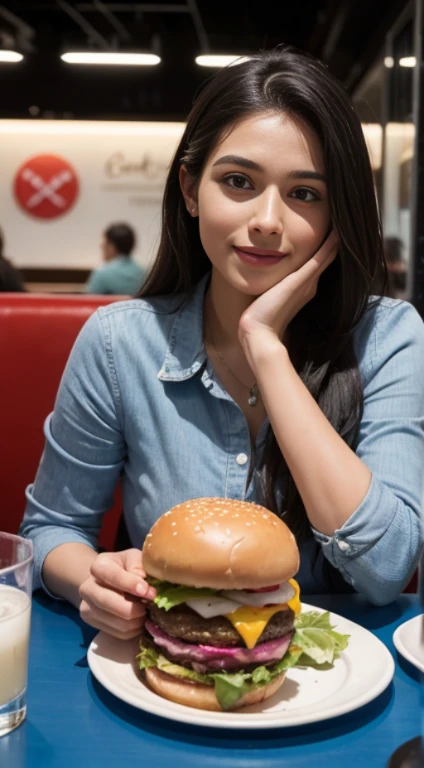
top-left (0, 292), bottom-right (126, 550)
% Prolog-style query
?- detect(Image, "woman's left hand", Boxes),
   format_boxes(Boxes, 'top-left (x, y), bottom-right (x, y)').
top-left (238, 230), bottom-right (339, 355)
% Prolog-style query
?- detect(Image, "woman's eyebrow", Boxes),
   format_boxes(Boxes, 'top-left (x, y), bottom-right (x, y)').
top-left (212, 155), bottom-right (263, 171)
top-left (212, 155), bottom-right (326, 182)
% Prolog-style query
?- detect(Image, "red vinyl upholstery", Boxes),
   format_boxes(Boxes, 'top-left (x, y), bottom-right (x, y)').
top-left (0, 292), bottom-right (126, 550)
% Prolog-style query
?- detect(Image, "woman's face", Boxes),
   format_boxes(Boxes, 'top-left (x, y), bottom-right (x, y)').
top-left (185, 112), bottom-right (331, 297)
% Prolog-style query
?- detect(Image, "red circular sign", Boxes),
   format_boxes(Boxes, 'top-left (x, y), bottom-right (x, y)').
top-left (14, 154), bottom-right (79, 219)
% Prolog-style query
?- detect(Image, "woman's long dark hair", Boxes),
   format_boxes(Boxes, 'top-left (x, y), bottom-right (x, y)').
top-left (138, 46), bottom-right (387, 543)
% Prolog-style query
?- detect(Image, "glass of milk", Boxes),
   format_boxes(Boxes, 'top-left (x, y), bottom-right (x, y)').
top-left (0, 533), bottom-right (33, 737)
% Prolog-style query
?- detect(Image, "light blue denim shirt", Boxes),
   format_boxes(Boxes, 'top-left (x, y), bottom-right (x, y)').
top-left (20, 273), bottom-right (424, 605)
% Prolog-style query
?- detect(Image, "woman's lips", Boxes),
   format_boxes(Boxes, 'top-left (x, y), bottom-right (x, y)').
top-left (233, 246), bottom-right (288, 267)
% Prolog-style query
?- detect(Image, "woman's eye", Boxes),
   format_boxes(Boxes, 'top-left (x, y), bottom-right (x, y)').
top-left (290, 187), bottom-right (320, 202)
top-left (224, 174), bottom-right (253, 190)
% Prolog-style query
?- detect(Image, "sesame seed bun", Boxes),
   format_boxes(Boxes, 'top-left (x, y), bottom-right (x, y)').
top-left (144, 667), bottom-right (286, 712)
top-left (142, 497), bottom-right (299, 590)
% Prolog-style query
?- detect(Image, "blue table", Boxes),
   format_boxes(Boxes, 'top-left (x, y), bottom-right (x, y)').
top-left (1, 592), bottom-right (422, 768)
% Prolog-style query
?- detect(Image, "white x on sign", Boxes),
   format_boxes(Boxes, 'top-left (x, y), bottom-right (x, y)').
top-left (22, 167), bottom-right (73, 209)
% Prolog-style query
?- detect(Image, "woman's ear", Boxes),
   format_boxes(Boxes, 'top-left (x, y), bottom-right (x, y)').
top-left (179, 165), bottom-right (199, 217)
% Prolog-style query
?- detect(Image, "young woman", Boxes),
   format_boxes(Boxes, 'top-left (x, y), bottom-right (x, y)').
top-left (21, 46), bottom-right (424, 640)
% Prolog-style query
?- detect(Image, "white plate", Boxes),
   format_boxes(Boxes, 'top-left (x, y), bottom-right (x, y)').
top-left (87, 603), bottom-right (395, 730)
top-left (393, 615), bottom-right (424, 674)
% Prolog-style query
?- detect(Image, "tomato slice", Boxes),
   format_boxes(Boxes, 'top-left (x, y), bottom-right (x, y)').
top-left (245, 585), bottom-right (280, 593)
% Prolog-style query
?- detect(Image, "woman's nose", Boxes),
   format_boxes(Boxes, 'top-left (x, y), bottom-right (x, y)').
top-left (248, 189), bottom-right (284, 237)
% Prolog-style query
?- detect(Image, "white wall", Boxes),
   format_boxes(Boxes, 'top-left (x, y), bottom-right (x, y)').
top-left (0, 120), bottom-right (185, 269)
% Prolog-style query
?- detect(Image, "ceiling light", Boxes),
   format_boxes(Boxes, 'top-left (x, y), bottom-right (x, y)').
top-left (384, 56), bottom-right (394, 68)
top-left (61, 52), bottom-right (160, 66)
top-left (195, 54), bottom-right (250, 68)
top-left (399, 57), bottom-right (416, 67)
top-left (0, 50), bottom-right (23, 63)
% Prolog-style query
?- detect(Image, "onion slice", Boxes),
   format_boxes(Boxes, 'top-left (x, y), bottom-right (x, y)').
top-left (222, 582), bottom-right (295, 607)
top-left (185, 596), bottom-right (241, 619)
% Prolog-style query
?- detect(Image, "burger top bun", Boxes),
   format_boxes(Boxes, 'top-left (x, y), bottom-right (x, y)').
top-left (142, 497), bottom-right (299, 590)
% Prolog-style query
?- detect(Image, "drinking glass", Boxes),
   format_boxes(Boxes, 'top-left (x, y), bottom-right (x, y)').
top-left (0, 533), bottom-right (33, 737)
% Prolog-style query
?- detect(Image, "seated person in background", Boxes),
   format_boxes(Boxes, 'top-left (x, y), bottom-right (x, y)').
top-left (85, 222), bottom-right (145, 296)
top-left (0, 226), bottom-right (25, 292)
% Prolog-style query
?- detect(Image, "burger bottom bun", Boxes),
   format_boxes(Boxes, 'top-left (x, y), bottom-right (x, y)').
top-left (144, 667), bottom-right (286, 712)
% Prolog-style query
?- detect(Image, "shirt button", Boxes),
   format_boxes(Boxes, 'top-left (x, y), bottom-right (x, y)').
top-left (337, 540), bottom-right (350, 552)
top-left (236, 453), bottom-right (248, 466)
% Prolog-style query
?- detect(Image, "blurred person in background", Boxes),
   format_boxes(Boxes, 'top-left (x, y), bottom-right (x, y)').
top-left (0, 226), bottom-right (25, 292)
top-left (384, 236), bottom-right (407, 299)
top-left (85, 222), bottom-right (145, 296)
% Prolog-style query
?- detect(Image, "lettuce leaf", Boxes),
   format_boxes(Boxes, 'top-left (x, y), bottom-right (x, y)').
top-left (138, 609), bottom-right (350, 710)
top-left (292, 611), bottom-right (349, 666)
top-left (137, 646), bottom-right (212, 684)
top-left (146, 578), bottom-right (218, 612)
top-left (137, 644), bottom-right (158, 669)
top-left (273, 643), bottom-right (305, 672)
top-left (212, 673), bottom-right (252, 711)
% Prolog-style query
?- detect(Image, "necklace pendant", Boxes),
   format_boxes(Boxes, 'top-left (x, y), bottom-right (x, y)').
top-left (248, 384), bottom-right (258, 407)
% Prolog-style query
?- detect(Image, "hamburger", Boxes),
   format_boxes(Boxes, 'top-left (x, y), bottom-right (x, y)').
top-left (138, 498), bottom-right (349, 712)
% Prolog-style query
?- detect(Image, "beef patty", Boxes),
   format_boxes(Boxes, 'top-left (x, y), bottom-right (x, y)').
top-left (147, 603), bottom-right (295, 648)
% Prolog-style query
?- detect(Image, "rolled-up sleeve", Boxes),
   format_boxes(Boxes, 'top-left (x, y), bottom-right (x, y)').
top-left (312, 300), bottom-right (424, 605)
top-left (19, 309), bottom-right (127, 593)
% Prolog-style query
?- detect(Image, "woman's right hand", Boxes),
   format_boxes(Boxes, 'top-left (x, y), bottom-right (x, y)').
top-left (79, 549), bottom-right (157, 640)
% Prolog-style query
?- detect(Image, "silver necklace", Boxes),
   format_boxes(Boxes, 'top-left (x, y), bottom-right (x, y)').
top-left (205, 334), bottom-right (259, 407)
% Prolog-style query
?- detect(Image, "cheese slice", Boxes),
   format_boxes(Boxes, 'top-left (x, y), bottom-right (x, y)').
top-left (224, 603), bottom-right (287, 649)
top-left (225, 579), bottom-right (301, 649)
top-left (287, 578), bottom-right (301, 616)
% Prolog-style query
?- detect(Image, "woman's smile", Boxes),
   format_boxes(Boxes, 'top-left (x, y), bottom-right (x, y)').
top-left (233, 245), bottom-right (289, 267)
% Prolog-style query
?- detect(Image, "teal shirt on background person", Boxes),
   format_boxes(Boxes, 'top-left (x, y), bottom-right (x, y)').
top-left (85, 255), bottom-right (145, 296)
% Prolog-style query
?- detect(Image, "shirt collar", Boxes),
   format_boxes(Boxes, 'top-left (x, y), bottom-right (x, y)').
top-left (158, 271), bottom-right (211, 382)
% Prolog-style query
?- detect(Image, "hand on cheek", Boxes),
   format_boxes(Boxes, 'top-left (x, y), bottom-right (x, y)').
top-left (239, 229), bottom-right (339, 352)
